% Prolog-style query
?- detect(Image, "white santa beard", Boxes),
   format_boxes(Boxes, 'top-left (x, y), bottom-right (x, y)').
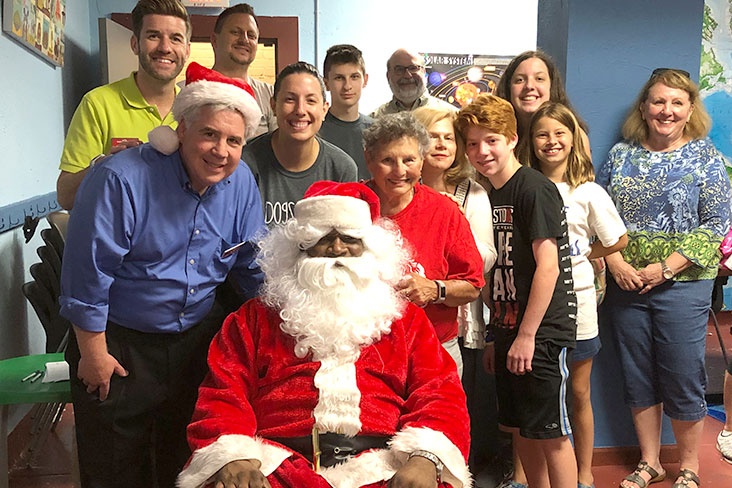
top-left (266, 252), bottom-right (404, 361)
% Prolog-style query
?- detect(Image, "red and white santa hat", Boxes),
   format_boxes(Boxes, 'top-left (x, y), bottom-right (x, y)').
top-left (148, 62), bottom-right (262, 154)
top-left (294, 181), bottom-right (381, 233)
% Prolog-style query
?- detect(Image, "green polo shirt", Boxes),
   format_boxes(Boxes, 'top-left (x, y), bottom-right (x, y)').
top-left (59, 72), bottom-right (179, 173)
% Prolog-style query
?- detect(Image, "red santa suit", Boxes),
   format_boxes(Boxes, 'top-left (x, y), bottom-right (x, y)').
top-left (177, 298), bottom-right (471, 488)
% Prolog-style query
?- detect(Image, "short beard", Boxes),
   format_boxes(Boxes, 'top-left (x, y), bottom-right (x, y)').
top-left (138, 51), bottom-right (184, 82)
top-left (228, 50), bottom-right (253, 68)
top-left (388, 76), bottom-right (426, 106)
top-left (258, 223), bottom-right (410, 361)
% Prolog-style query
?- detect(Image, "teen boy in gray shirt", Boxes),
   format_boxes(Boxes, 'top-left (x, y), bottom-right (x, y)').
top-left (319, 44), bottom-right (374, 180)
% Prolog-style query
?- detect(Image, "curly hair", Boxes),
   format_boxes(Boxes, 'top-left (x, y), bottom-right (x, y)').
top-left (362, 112), bottom-right (431, 158)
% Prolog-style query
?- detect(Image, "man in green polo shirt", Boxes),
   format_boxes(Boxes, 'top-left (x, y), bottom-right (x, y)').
top-left (56, 0), bottom-right (191, 210)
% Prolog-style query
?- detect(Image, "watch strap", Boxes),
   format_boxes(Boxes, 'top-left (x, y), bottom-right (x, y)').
top-left (408, 449), bottom-right (443, 482)
top-left (433, 280), bottom-right (447, 304)
top-left (661, 259), bottom-right (674, 279)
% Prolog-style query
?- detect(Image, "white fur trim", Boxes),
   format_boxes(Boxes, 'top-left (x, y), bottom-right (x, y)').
top-left (173, 79), bottom-right (262, 139)
top-left (148, 126), bottom-right (180, 155)
top-left (390, 426), bottom-right (471, 488)
top-left (319, 448), bottom-right (400, 488)
top-left (295, 195), bottom-right (372, 230)
top-left (176, 434), bottom-right (292, 488)
top-left (312, 356), bottom-right (362, 436)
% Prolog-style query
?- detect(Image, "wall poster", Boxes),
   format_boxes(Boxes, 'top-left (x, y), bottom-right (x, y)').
top-left (3, 0), bottom-right (66, 67)
top-left (423, 53), bottom-right (514, 109)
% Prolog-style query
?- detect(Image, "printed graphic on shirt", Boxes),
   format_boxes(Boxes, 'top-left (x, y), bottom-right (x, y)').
top-left (491, 204), bottom-right (519, 329)
top-left (264, 200), bottom-right (296, 226)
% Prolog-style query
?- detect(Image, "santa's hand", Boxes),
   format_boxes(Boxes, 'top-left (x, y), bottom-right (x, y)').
top-left (506, 333), bottom-right (534, 375)
top-left (396, 273), bottom-right (439, 307)
top-left (388, 455), bottom-right (438, 488)
top-left (212, 459), bottom-right (270, 488)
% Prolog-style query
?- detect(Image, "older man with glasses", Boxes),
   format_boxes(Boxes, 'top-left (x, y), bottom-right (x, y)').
top-left (371, 48), bottom-right (457, 118)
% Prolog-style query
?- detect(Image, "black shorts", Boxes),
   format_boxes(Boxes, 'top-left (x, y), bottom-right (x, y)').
top-left (494, 332), bottom-right (572, 439)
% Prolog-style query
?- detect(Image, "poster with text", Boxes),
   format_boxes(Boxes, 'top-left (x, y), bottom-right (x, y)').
top-left (423, 53), bottom-right (514, 109)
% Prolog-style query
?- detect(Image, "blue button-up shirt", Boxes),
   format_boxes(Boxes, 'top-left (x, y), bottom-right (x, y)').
top-left (60, 144), bottom-right (265, 334)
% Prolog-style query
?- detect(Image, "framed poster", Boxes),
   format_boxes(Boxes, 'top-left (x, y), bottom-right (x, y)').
top-left (423, 53), bottom-right (514, 109)
top-left (3, 0), bottom-right (66, 67)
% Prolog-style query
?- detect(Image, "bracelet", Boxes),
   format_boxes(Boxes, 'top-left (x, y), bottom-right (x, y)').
top-left (409, 450), bottom-right (443, 482)
top-left (433, 280), bottom-right (447, 304)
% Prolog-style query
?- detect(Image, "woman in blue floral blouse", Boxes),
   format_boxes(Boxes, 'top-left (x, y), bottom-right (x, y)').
top-left (598, 69), bottom-right (731, 488)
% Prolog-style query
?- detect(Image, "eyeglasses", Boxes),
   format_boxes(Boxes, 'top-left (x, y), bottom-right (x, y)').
top-left (391, 64), bottom-right (424, 76)
top-left (652, 68), bottom-right (690, 78)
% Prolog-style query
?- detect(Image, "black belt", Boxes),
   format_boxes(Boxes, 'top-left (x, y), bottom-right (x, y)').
top-left (269, 428), bottom-right (389, 470)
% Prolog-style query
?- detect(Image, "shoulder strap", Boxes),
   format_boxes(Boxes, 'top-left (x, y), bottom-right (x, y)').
top-left (454, 179), bottom-right (471, 208)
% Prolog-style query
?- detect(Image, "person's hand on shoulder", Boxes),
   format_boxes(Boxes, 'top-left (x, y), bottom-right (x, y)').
top-left (212, 459), bottom-right (271, 488)
top-left (397, 273), bottom-right (439, 307)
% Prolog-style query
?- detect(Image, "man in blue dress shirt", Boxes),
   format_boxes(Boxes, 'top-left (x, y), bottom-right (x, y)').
top-left (59, 63), bottom-right (265, 488)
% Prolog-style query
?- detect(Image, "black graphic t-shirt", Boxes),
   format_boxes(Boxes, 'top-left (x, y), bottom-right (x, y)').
top-left (488, 166), bottom-right (576, 347)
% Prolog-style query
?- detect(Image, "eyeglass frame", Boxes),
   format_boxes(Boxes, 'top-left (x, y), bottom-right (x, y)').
top-left (390, 64), bottom-right (425, 76)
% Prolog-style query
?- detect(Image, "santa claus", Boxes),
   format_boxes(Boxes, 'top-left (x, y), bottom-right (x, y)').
top-left (177, 181), bottom-right (471, 488)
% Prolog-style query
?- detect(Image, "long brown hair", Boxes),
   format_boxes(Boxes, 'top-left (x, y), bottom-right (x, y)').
top-left (529, 102), bottom-right (593, 188)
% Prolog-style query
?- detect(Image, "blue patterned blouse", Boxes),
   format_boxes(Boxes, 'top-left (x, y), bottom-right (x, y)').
top-left (597, 138), bottom-right (731, 281)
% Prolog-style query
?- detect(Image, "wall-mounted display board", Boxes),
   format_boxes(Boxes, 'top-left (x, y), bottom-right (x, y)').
top-left (3, 0), bottom-right (65, 67)
top-left (424, 53), bottom-right (514, 109)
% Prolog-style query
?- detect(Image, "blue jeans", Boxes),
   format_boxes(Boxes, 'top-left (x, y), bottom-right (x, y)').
top-left (604, 278), bottom-right (713, 421)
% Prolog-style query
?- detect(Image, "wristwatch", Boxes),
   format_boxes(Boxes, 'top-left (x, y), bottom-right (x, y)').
top-left (409, 450), bottom-right (443, 482)
top-left (661, 260), bottom-right (675, 280)
top-left (433, 280), bottom-right (447, 304)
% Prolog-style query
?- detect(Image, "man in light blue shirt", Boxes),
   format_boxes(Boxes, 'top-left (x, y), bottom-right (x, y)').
top-left (59, 63), bottom-right (265, 488)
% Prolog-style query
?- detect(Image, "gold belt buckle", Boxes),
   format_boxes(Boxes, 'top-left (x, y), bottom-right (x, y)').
top-left (312, 425), bottom-right (321, 472)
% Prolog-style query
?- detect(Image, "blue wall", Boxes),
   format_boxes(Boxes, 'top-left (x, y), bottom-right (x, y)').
top-left (0, 0), bottom-right (95, 430)
top-left (539, 0), bottom-right (705, 448)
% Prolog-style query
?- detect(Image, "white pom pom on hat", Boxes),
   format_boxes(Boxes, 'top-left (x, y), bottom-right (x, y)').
top-left (148, 62), bottom-right (262, 155)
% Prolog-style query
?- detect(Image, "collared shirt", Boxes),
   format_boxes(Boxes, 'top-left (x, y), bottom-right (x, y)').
top-left (370, 92), bottom-right (457, 118)
top-left (60, 144), bottom-right (265, 334)
top-left (59, 72), bottom-right (179, 173)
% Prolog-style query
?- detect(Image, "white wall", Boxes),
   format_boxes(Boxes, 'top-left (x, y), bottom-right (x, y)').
top-left (90, 0), bottom-right (538, 112)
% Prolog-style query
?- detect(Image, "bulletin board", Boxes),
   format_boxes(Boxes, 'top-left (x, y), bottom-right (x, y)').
top-left (3, 0), bottom-right (65, 67)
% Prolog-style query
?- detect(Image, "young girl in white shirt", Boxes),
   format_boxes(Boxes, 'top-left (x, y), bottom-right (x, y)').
top-left (529, 102), bottom-right (628, 488)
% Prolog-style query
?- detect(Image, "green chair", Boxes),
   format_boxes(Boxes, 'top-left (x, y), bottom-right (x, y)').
top-left (0, 353), bottom-right (71, 488)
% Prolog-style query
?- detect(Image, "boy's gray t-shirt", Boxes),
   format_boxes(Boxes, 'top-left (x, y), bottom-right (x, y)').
top-left (243, 132), bottom-right (358, 226)
top-left (318, 112), bottom-right (374, 181)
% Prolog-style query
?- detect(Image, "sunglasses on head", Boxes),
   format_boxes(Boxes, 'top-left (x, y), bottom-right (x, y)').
top-left (652, 68), bottom-right (690, 78)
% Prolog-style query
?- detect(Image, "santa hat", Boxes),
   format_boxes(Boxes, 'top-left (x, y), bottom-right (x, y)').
top-left (294, 181), bottom-right (381, 232)
top-left (148, 62), bottom-right (262, 155)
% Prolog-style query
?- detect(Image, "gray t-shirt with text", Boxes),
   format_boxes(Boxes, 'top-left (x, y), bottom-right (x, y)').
top-left (243, 132), bottom-right (358, 226)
